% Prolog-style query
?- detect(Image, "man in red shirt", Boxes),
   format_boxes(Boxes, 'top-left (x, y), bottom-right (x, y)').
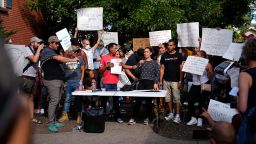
top-left (99, 43), bottom-right (123, 123)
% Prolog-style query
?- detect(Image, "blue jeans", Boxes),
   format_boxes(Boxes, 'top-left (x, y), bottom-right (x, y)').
top-left (63, 81), bottom-right (80, 112)
top-left (103, 84), bottom-right (120, 119)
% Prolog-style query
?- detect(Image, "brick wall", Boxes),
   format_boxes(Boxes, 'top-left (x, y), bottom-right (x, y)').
top-left (0, 0), bottom-right (43, 45)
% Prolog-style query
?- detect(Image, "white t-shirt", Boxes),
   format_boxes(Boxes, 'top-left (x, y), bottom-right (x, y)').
top-left (22, 46), bottom-right (38, 77)
top-left (82, 48), bottom-right (94, 70)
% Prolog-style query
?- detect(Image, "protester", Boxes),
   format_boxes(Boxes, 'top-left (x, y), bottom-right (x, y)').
top-left (186, 50), bottom-right (213, 127)
top-left (93, 40), bottom-right (109, 88)
top-left (83, 69), bottom-right (100, 107)
top-left (81, 30), bottom-right (103, 70)
top-left (99, 43), bottom-right (123, 123)
top-left (125, 48), bottom-right (145, 82)
top-left (21, 36), bottom-right (44, 124)
top-left (40, 36), bottom-right (79, 133)
top-left (128, 47), bottom-right (160, 125)
top-left (160, 39), bottom-right (184, 123)
top-left (157, 43), bottom-right (167, 65)
top-left (237, 37), bottom-right (256, 143)
top-left (58, 39), bottom-right (85, 124)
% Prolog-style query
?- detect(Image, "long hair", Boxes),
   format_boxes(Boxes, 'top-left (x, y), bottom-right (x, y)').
top-left (242, 38), bottom-right (256, 63)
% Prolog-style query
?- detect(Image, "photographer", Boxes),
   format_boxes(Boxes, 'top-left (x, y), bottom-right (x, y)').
top-left (20, 36), bottom-right (44, 124)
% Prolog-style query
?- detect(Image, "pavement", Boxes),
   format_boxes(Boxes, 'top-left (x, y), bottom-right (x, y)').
top-left (32, 122), bottom-right (209, 144)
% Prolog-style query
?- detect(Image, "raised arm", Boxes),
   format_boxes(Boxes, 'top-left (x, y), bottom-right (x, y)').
top-left (92, 30), bottom-right (104, 51)
top-left (74, 27), bottom-right (78, 39)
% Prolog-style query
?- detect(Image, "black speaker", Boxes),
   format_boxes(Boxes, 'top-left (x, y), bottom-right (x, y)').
top-left (83, 108), bottom-right (105, 133)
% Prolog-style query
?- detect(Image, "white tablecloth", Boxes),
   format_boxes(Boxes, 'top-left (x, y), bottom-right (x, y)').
top-left (72, 90), bottom-right (167, 98)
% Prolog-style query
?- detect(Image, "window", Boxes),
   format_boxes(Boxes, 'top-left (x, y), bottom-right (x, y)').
top-left (0, 0), bottom-right (4, 8)
top-left (6, 0), bottom-right (11, 9)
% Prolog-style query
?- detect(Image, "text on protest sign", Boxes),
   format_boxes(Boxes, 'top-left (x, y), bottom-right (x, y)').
top-left (182, 56), bottom-right (209, 76)
top-left (208, 99), bottom-right (238, 123)
top-left (56, 28), bottom-right (71, 51)
top-left (201, 28), bottom-right (233, 56)
top-left (149, 30), bottom-right (172, 46)
top-left (223, 43), bottom-right (244, 62)
top-left (77, 7), bottom-right (103, 31)
top-left (132, 38), bottom-right (150, 51)
top-left (101, 32), bottom-right (118, 46)
top-left (111, 58), bottom-right (122, 74)
top-left (177, 22), bottom-right (199, 47)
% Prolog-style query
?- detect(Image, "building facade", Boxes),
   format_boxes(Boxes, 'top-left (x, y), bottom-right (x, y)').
top-left (0, 0), bottom-right (42, 44)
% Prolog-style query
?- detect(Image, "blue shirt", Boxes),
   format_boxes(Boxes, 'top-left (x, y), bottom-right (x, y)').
top-left (93, 47), bottom-right (109, 69)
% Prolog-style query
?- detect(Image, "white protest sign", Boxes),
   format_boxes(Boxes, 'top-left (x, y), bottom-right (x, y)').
top-left (177, 22), bottom-right (199, 47)
top-left (208, 99), bottom-right (238, 123)
top-left (227, 67), bottom-right (240, 88)
top-left (56, 28), bottom-right (71, 51)
top-left (149, 30), bottom-right (172, 46)
top-left (117, 71), bottom-right (131, 88)
top-left (229, 86), bottom-right (239, 97)
top-left (182, 56), bottom-right (209, 75)
top-left (77, 7), bottom-right (103, 30)
top-left (111, 58), bottom-right (122, 74)
top-left (223, 43), bottom-right (244, 61)
top-left (201, 28), bottom-right (233, 56)
top-left (101, 32), bottom-right (118, 46)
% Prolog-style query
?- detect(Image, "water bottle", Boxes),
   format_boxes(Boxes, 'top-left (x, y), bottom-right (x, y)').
top-left (92, 81), bottom-right (96, 92)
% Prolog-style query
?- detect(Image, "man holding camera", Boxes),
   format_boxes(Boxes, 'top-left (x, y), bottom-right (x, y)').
top-left (21, 36), bottom-right (44, 124)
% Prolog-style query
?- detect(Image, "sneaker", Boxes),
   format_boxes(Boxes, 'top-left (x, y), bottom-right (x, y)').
top-left (173, 116), bottom-right (181, 124)
top-left (48, 125), bottom-right (58, 133)
top-left (128, 118), bottom-right (136, 125)
top-left (117, 118), bottom-right (124, 123)
top-left (187, 117), bottom-right (197, 125)
top-left (55, 122), bottom-right (65, 128)
top-left (197, 118), bottom-right (203, 127)
top-left (143, 118), bottom-right (149, 125)
top-left (164, 113), bottom-right (174, 121)
top-left (40, 109), bottom-right (45, 114)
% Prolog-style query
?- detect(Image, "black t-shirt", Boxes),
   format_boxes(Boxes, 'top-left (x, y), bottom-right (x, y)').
top-left (41, 47), bottom-right (65, 80)
top-left (160, 51), bottom-right (182, 82)
top-left (125, 54), bottom-right (140, 81)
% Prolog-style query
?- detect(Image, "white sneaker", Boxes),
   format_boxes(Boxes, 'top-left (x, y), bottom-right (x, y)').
top-left (40, 109), bottom-right (45, 114)
top-left (173, 116), bottom-right (181, 124)
top-left (128, 118), bottom-right (136, 125)
top-left (164, 113), bottom-right (174, 121)
top-left (117, 118), bottom-right (124, 123)
top-left (143, 118), bottom-right (149, 125)
top-left (187, 117), bottom-right (197, 125)
top-left (197, 118), bottom-right (203, 127)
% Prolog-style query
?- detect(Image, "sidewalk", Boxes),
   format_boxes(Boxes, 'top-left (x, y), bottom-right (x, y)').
top-left (32, 122), bottom-right (208, 144)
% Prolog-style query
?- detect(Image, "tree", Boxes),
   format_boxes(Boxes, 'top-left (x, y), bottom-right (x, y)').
top-left (26, 0), bottom-right (254, 44)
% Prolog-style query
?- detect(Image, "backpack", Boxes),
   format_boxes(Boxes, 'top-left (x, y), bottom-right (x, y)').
top-left (5, 44), bottom-right (27, 76)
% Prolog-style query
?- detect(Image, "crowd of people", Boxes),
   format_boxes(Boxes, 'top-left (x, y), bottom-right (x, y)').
top-left (12, 28), bottom-right (256, 143)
